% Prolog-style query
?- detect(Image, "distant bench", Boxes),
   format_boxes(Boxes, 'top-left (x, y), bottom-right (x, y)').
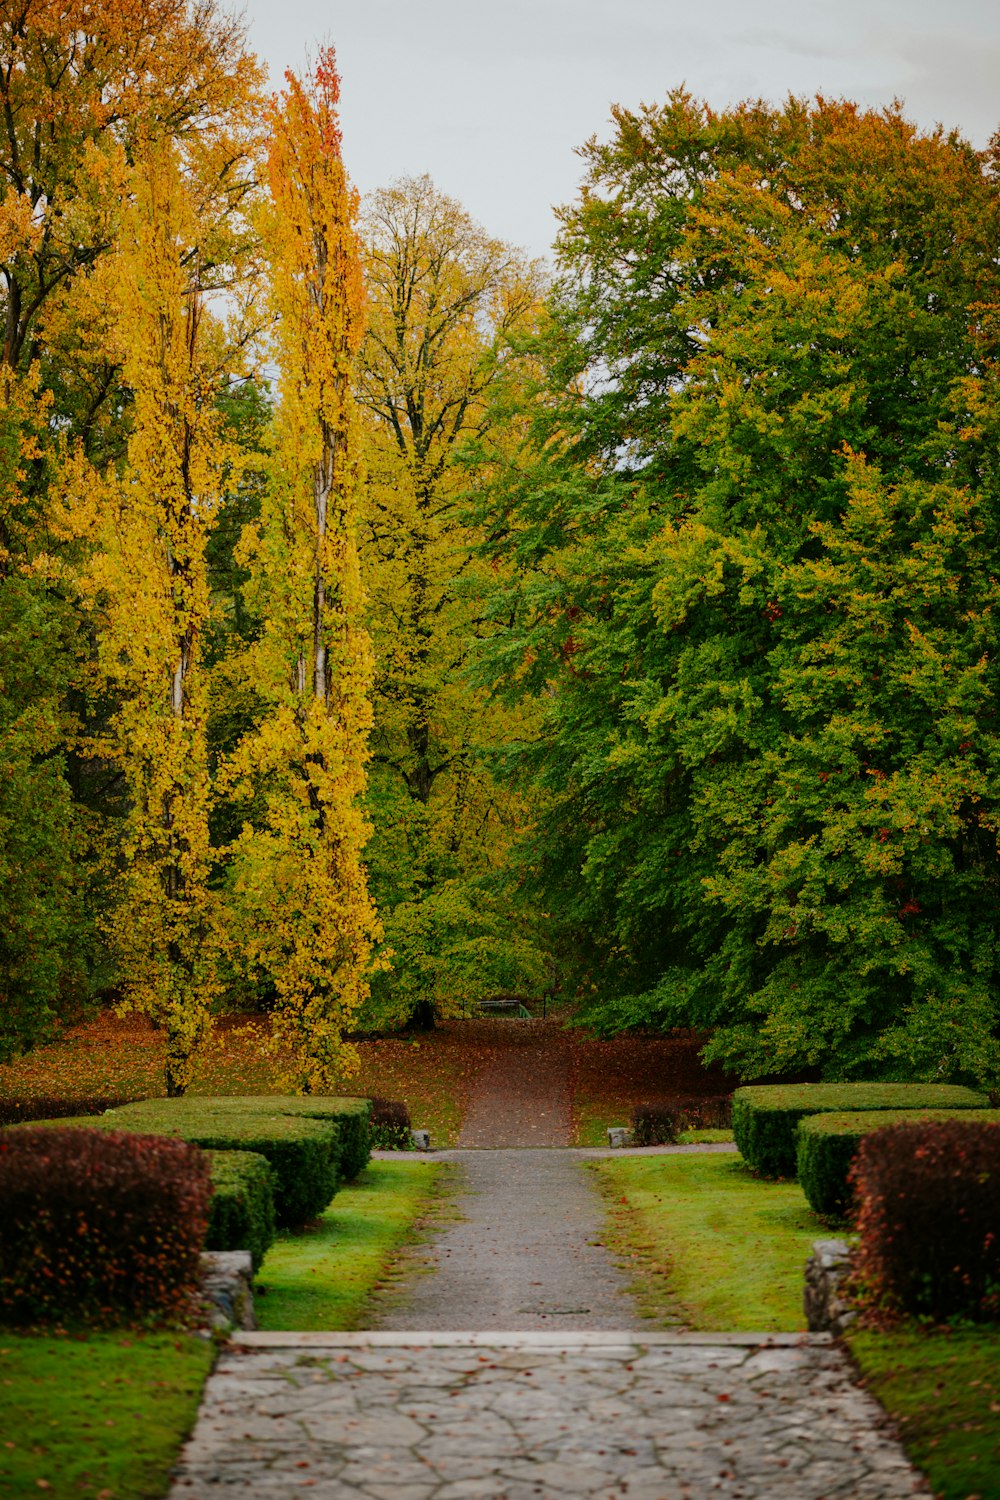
top-left (477, 997), bottom-right (533, 1018)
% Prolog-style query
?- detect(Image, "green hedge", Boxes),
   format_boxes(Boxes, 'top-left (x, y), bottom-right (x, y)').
top-left (732, 1083), bottom-right (988, 1178)
top-left (98, 1101), bottom-right (339, 1227)
top-left (204, 1150), bottom-right (276, 1270)
top-left (260, 1097), bottom-right (372, 1182)
top-left (6, 1096), bottom-right (371, 1228)
top-left (797, 1108), bottom-right (1000, 1220)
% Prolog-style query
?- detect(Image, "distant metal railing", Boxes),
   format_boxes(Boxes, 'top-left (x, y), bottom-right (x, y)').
top-left (477, 996), bottom-right (533, 1019)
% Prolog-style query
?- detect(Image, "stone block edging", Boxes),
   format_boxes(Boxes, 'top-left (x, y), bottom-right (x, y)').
top-left (805, 1238), bottom-right (858, 1336)
top-left (230, 1328), bottom-right (833, 1349)
top-left (200, 1250), bottom-right (256, 1332)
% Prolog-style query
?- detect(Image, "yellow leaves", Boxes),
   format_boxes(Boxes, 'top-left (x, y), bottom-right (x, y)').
top-left (0, 192), bottom-right (43, 262)
top-left (88, 136), bottom-right (242, 1092)
top-left (223, 51), bottom-right (381, 1093)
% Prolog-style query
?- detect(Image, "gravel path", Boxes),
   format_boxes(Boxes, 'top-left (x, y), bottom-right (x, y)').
top-left (169, 1333), bottom-right (928, 1499)
top-left (371, 1150), bottom-right (647, 1333)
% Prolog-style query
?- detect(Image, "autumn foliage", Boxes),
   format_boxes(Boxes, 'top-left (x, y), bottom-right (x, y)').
top-left (4, 4), bottom-right (1000, 1105)
top-left (223, 49), bottom-right (381, 1091)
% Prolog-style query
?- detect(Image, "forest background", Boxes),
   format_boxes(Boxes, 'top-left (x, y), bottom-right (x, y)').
top-left (3, 0), bottom-right (1000, 1095)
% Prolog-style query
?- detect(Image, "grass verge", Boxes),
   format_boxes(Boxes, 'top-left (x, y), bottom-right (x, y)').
top-left (0, 1331), bottom-right (213, 1499)
top-left (591, 1151), bottom-right (821, 1330)
top-left (849, 1325), bottom-right (1000, 1500)
top-left (255, 1158), bottom-right (451, 1331)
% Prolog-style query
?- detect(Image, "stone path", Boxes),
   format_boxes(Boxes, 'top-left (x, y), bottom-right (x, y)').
top-left (371, 1150), bottom-right (645, 1332)
top-left (169, 1331), bottom-right (928, 1499)
top-left (167, 1038), bottom-right (928, 1499)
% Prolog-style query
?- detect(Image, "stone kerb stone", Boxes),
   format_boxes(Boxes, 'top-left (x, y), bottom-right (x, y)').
top-left (200, 1250), bottom-right (257, 1333)
top-left (804, 1238), bottom-right (858, 1336)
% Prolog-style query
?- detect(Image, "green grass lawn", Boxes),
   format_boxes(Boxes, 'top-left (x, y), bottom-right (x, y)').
top-left (255, 1158), bottom-right (451, 1330)
top-left (0, 1332), bottom-right (213, 1499)
top-left (850, 1325), bottom-right (1000, 1500)
top-left (591, 1150), bottom-right (822, 1330)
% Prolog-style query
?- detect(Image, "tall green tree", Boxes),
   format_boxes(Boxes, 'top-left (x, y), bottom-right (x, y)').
top-left (356, 175), bottom-right (551, 1025)
top-left (477, 96), bottom-right (1000, 1082)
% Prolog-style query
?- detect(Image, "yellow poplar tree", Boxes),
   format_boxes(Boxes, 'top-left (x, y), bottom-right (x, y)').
top-left (224, 50), bottom-right (381, 1090)
top-left (91, 137), bottom-right (235, 1094)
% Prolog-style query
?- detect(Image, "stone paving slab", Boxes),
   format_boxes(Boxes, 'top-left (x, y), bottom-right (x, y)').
top-left (169, 1336), bottom-right (929, 1499)
top-left (234, 1331), bottom-right (832, 1349)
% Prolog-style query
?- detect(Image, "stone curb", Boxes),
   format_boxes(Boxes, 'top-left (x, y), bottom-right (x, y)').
top-left (370, 1142), bottom-right (739, 1161)
top-left (231, 1329), bottom-right (832, 1349)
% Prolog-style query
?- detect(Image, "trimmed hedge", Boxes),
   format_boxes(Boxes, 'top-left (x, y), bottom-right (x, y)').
top-left (0, 1127), bottom-right (210, 1326)
top-left (797, 1109), bottom-right (1000, 1219)
top-left (3, 1095), bottom-right (371, 1227)
top-left (0, 1095), bottom-right (145, 1127)
top-left (95, 1100), bottom-right (342, 1227)
top-left (732, 1083), bottom-right (988, 1177)
top-left (263, 1096), bottom-right (372, 1182)
top-left (204, 1150), bottom-right (276, 1271)
top-left (852, 1118), bottom-right (1000, 1321)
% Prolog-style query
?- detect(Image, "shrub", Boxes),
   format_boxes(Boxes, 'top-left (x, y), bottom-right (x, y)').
top-left (797, 1109), bottom-right (1000, 1219)
top-left (851, 1119), bottom-right (1000, 1322)
top-left (368, 1097), bottom-right (412, 1149)
top-left (4, 1096), bottom-right (372, 1225)
top-left (0, 1128), bottom-right (210, 1326)
top-left (269, 1096), bottom-right (372, 1181)
top-left (631, 1101), bottom-right (684, 1145)
top-left (99, 1101), bottom-right (340, 1227)
top-left (0, 1095), bottom-right (145, 1128)
top-left (732, 1083), bottom-right (988, 1177)
top-left (674, 1096), bottom-right (733, 1130)
top-left (204, 1150), bottom-right (276, 1271)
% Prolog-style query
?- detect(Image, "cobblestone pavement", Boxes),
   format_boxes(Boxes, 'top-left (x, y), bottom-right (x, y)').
top-left (169, 1332), bottom-right (928, 1499)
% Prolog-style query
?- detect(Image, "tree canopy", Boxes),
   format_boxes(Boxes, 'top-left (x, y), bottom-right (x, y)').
top-left (2, 13), bottom-right (1000, 1097)
top-left (474, 95), bottom-right (1000, 1083)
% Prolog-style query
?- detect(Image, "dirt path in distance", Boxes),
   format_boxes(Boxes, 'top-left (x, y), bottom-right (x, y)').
top-left (455, 1020), bottom-right (573, 1148)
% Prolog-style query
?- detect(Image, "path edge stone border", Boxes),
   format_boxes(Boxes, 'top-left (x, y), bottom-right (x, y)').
top-left (230, 1328), bottom-right (834, 1349)
top-left (805, 1238), bottom-right (858, 1336)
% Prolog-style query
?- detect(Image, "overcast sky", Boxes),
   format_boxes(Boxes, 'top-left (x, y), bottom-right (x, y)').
top-left (239, 0), bottom-right (1000, 261)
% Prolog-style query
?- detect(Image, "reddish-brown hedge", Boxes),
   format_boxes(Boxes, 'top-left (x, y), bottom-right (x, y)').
top-left (0, 1127), bottom-right (211, 1326)
top-left (850, 1119), bottom-right (1000, 1322)
top-left (369, 1097), bottom-right (412, 1149)
top-left (0, 1095), bottom-right (145, 1128)
top-left (631, 1095), bottom-right (732, 1146)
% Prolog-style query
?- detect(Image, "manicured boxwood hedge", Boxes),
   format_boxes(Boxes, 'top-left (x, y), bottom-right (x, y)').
top-left (7, 1096), bottom-right (371, 1228)
top-left (204, 1150), bottom-right (276, 1270)
top-left (796, 1108), bottom-right (1000, 1219)
top-left (732, 1083), bottom-right (988, 1178)
top-left (262, 1097), bottom-right (372, 1182)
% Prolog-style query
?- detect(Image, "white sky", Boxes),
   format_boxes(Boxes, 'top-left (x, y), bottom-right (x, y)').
top-left (239, 0), bottom-right (1000, 260)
